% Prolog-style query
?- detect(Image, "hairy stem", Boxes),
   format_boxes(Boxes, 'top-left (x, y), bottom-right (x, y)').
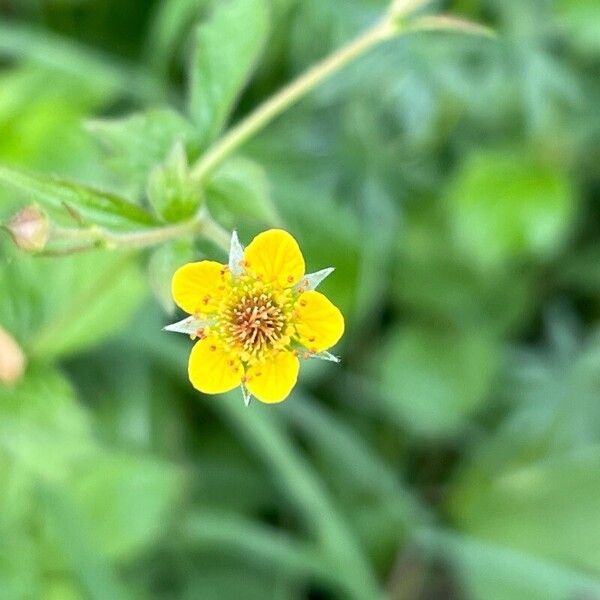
top-left (36, 5), bottom-right (490, 257)
top-left (47, 211), bottom-right (230, 256)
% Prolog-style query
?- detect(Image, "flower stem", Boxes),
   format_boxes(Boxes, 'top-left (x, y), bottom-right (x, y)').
top-left (36, 4), bottom-right (489, 258)
top-left (189, 17), bottom-right (399, 183)
top-left (46, 211), bottom-right (230, 256)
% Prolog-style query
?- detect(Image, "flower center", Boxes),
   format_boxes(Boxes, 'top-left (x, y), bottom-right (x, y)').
top-left (224, 292), bottom-right (286, 355)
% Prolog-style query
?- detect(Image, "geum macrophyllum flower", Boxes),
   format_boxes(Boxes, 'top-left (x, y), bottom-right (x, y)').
top-left (165, 229), bottom-right (344, 406)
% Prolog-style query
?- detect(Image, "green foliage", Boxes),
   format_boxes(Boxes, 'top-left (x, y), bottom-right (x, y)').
top-left (206, 156), bottom-right (278, 225)
top-left (0, 241), bottom-right (147, 360)
top-left (377, 326), bottom-right (499, 435)
top-left (0, 0), bottom-right (599, 598)
top-left (451, 448), bottom-right (600, 571)
top-left (419, 529), bottom-right (600, 600)
top-left (556, 0), bottom-right (600, 54)
top-left (86, 109), bottom-right (195, 198)
top-left (0, 363), bottom-right (180, 598)
top-left (148, 238), bottom-right (194, 314)
top-left (147, 142), bottom-right (201, 223)
top-left (189, 0), bottom-right (269, 145)
top-left (445, 150), bottom-right (575, 269)
top-left (0, 164), bottom-right (157, 229)
top-left (71, 455), bottom-right (181, 561)
top-left (0, 65), bottom-right (106, 177)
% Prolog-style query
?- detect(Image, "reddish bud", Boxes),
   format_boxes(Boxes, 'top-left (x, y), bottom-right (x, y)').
top-left (4, 205), bottom-right (49, 252)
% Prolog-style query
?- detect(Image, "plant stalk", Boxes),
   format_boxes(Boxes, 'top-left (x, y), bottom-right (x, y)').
top-left (47, 211), bottom-right (230, 256)
top-left (189, 17), bottom-right (399, 183)
top-left (36, 5), bottom-right (490, 257)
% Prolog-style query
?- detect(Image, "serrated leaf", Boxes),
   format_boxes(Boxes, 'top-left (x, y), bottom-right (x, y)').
top-left (206, 156), bottom-right (278, 224)
top-left (189, 0), bottom-right (269, 144)
top-left (0, 164), bottom-right (157, 230)
top-left (86, 108), bottom-right (195, 195)
top-left (147, 141), bottom-right (201, 223)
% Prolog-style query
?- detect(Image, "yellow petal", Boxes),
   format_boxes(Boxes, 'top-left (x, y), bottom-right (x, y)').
top-left (294, 290), bottom-right (344, 352)
top-left (172, 261), bottom-right (230, 315)
top-left (246, 351), bottom-right (299, 404)
top-left (243, 229), bottom-right (305, 287)
top-left (188, 336), bottom-right (243, 394)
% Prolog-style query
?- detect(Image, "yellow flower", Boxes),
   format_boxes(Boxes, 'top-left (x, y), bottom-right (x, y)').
top-left (165, 229), bottom-right (344, 405)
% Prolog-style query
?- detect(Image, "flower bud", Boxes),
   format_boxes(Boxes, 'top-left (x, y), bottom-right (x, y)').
top-left (0, 326), bottom-right (26, 385)
top-left (4, 205), bottom-right (49, 252)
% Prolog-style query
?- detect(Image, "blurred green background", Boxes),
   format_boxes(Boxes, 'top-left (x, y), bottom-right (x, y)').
top-left (1, 0), bottom-right (600, 598)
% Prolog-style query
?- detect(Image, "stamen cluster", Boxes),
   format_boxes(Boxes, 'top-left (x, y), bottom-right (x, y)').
top-left (216, 275), bottom-right (294, 362)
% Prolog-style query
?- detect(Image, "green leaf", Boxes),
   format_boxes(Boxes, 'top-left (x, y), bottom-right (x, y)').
top-left (148, 238), bottom-right (194, 314)
top-left (0, 363), bottom-right (93, 480)
top-left (44, 579), bottom-right (83, 600)
top-left (0, 21), bottom-right (164, 104)
top-left (147, 141), bottom-right (202, 222)
top-left (0, 65), bottom-right (105, 179)
top-left (86, 109), bottom-right (195, 195)
top-left (0, 528), bottom-right (38, 600)
top-left (189, 0), bottom-right (269, 144)
top-left (145, 0), bottom-right (211, 74)
top-left (418, 529), bottom-right (600, 600)
top-left (376, 326), bottom-right (500, 436)
top-left (556, 0), bottom-right (600, 54)
top-left (134, 321), bottom-right (382, 600)
top-left (393, 236), bottom-right (535, 336)
top-left (39, 484), bottom-right (128, 600)
top-left (0, 242), bottom-right (147, 359)
top-left (184, 511), bottom-right (345, 590)
top-left (281, 394), bottom-right (425, 515)
top-left (0, 164), bottom-right (157, 230)
top-left (449, 447), bottom-right (600, 575)
top-left (180, 563), bottom-right (281, 600)
top-left (200, 394), bottom-right (382, 600)
top-left (71, 455), bottom-right (180, 561)
top-left (206, 156), bottom-right (278, 224)
top-left (445, 150), bottom-right (576, 269)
